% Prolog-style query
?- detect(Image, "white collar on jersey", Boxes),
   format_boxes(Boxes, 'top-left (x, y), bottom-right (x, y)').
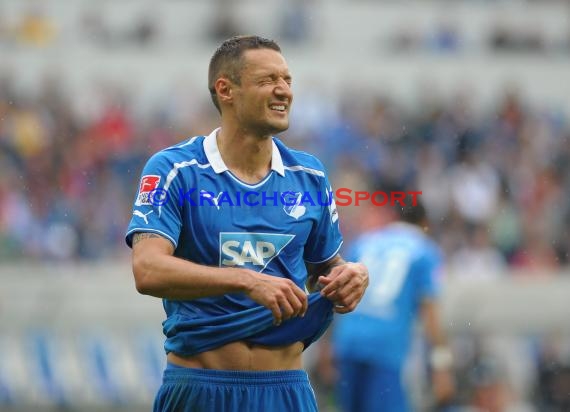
top-left (203, 128), bottom-right (285, 176)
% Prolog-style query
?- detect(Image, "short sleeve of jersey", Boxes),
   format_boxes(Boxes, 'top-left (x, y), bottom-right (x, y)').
top-left (303, 171), bottom-right (343, 263)
top-left (414, 244), bottom-right (443, 300)
top-left (342, 241), bottom-right (361, 264)
top-left (125, 152), bottom-right (184, 248)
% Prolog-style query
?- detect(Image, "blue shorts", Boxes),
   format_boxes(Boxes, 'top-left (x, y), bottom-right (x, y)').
top-left (153, 363), bottom-right (318, 412)
top-left (336, 359), bottom-right (409, 412)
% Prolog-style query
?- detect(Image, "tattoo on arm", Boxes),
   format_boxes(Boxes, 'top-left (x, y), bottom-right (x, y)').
top-left (320, 255), bottom-right (346, 274)
top-left (306, 254), bottom-right (346, 291)
top-left (132, 232), bottom-right (163, 245)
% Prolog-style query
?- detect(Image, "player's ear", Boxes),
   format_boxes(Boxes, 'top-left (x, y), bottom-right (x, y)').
top-left (215, 77), bottom-right (233, 106)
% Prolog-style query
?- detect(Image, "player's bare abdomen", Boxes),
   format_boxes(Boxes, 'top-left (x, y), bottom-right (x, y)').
top-left (167, 341), bottom-right (304, 371)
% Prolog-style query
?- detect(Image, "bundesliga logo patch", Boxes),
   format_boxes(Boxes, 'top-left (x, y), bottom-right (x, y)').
top-left (135, 175), bottom-right (161, 206)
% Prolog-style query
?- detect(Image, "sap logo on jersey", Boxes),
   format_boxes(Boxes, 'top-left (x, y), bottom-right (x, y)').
top-left (219, 233), bottom-right (295, 271)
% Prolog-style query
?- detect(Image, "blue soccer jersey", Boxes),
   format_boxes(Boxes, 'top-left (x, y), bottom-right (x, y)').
top-left (332, 223), bottom-right (442, 369)
top-left (126, 128), bottom-right (342, 355)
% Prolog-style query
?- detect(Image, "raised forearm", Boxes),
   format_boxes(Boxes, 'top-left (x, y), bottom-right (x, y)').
top-left (132, 234), bottom-right (252, 300)
top-left (134, 252), bottom-right (251, 300)
top-left (131, 233), bottom-right (309, 325)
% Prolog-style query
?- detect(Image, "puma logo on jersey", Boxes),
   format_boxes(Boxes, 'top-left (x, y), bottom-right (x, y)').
top-left (133, 210), bottom-right (153, 224)
top-left (219, 233), bottom-right (295, 272)
top-left (200, 190), bottom-right (224, 210)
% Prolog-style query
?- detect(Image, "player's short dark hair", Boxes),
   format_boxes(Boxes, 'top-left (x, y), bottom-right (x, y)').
top-left (394, 193), bottom-right (427, 225)
top-left (208, 35), bottom-right (281, 113)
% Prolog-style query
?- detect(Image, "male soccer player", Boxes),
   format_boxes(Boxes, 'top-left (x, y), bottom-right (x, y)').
top-left (331, 195), bottom-right (454, 412)
top-left (125, 35), bottom-right (368, 411)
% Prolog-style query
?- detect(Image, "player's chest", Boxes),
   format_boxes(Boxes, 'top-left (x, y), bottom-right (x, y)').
top-left (185, 189), bottom-right (319, 232)
top-left (179, 178), bottom-right (326, 243)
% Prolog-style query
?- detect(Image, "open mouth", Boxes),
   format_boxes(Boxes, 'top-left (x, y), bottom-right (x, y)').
top-left (269, 104), bottom-right (287, 113)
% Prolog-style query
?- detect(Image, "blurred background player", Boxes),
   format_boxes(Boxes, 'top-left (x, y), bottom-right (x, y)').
top-left (329, 193), bottom-right (455, 412)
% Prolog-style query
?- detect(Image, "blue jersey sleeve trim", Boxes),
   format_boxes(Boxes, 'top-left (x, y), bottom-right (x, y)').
top-left (125, 228), bottom-right (178, 249)
top-left (304, 241), bottom-right (343, 264)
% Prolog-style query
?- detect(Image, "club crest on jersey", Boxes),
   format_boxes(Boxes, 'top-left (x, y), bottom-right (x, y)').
top-left (135, 175), bottom-right (161, 206)
top-left (219, 233), bottom-right (295, 272)
top-left (283, 192), bottom-right (306, 219)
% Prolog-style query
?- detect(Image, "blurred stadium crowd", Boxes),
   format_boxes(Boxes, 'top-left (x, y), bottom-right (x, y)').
top-left (1, 0), bottom-right (569, 55)
top-left (1, 73), bottom-right (568, 274)
top-left (1, 1), bottom-right (569, 270)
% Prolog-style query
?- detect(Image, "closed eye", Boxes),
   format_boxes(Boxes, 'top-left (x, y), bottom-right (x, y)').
top-left (258, 74), bottom-right (292, 86)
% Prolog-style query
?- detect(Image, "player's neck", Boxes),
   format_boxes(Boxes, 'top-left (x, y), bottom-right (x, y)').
top-left (216, 126), bottom-right (273, 184)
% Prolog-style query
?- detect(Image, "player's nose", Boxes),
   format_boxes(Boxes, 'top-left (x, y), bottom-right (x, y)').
top-left (274, 78), bottom-right (292, 100)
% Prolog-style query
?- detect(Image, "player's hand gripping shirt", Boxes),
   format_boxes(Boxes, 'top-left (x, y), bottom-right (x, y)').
top-left (126, 128), bottom-right (342, 355)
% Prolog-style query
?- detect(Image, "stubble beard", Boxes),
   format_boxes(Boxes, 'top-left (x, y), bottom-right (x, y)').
top-left (251, 113), bottom-right (290, 138)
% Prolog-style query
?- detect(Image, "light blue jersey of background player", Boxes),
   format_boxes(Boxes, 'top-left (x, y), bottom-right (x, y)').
top-left (332, 196), bottom-right (455, 412)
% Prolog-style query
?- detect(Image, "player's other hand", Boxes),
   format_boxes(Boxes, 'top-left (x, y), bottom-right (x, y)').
top-left (243, 271), bottom-right (308, 326)
top-left (318, 262), bottom-right (368, 314)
